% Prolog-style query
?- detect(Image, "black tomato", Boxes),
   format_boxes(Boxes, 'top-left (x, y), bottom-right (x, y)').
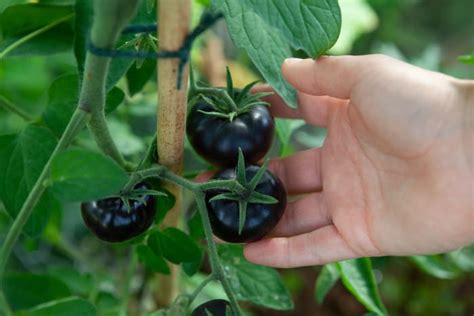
top-left (191, 299), bottom-right (232, 316)
top-left (186, 101), bottom-right (275, 167)
top-left (205, 165), bottom-right (287, 243)
top-left (81, 182), bottom-right (156, 243)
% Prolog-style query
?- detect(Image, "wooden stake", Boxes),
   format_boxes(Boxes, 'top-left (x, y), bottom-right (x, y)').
top-left (155, 0), bottom-right (191, 307)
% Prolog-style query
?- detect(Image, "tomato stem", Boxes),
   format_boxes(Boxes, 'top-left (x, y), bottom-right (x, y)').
top-left (195, 193), bottom-right (243, 315)
top-left (0, 95), bottom-right (35, 121)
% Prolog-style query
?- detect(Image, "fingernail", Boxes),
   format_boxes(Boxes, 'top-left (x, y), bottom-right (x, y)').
top-left (284, 57), bottom-right (303, 66)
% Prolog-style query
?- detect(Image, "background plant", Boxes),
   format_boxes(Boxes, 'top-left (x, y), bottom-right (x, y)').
top-left (0, 0), bottom-right (472, 315)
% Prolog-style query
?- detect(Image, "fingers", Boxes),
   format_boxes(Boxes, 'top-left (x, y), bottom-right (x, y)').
top-left (270, 192), bottom-right (331, 237)
top-left (269, 148), bottom-right (322, 194)
top-left (253, 85), bottom-right (348, 127)
top-left (282, 56), bottom-right (363, 99)
top-left (244, 225), bottom-right (358, 268)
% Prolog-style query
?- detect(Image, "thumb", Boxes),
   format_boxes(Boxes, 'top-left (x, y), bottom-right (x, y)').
top-left (282, 56), bottom-right (363, 99)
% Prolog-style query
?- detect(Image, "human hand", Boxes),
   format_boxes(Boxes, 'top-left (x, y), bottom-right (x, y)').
top-left (244, 55), bottom-right (474, 268)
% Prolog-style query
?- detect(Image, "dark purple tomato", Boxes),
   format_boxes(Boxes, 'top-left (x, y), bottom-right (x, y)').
top-left (205, 165), bottom-right (287, 243)
top-left (81, 182), bottom-right (156, 243)
top-left (186, 101), bottom-right (274, 167)
top-left (191, 299), bottom-right (232, 316)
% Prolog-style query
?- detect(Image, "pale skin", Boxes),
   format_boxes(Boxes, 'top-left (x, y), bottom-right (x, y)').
top-left (240, 54), bottom-right (474, 268)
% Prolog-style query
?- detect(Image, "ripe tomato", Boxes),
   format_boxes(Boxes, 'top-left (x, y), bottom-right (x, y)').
top-left (205, 165), bottom-right (286, 243)
top-left (81, 182), bottom-right (156, 242)
top-left (186, 101), bottom-right (274, 167)
top-left (191, 299), bottom-right (232, 316)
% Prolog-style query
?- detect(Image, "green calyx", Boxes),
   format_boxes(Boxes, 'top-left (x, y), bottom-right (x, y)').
top-left (209, 149), bottom-right (278, 235)
top-left (189, 66), bottom-right (273, 121)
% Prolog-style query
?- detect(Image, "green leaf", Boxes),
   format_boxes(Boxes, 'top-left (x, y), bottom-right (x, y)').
top-left (0, 5), bottom-right (73, 57)
top-left (0, 125), bottom-right (58, 237)
top-left (43, 74), bottom-right (125, 137)
top-left (49, 148), bottom-right (129, 201)
top-left (212, 0), bottom-right (341, 108)
top-left (153, 188), bottom-right (176, 225)
top-left (148, 228), bottom-right (202, 264)
top-left (2, 273), bottom-right (71, 311)
top-left (0, 0), bottom-right (25, 14)
top-left (275, 118), bottom-right (305, 156)
top-left (410, 255), bottom-right (460, 279)
top-left (47, 267), bottom-right (94, 297)
top-left (16, 297), bottom-right (96, 316)
top-left (136, 244), bottom-right (170, 274)
top-left (448, 245), bottom-right (474, 272)
top-left (126, 59), bottom-right (157, 96)
top-left (458, 54), bottom-right (474, 65)
top-left (315, 263), bottom-right (340, 304)
top-left (336, 258), bottom-right (387, 315)
top-left (219, 245), bottom-right (293, 310)
top-left (187, 206), bottom-right (205, 241)
top-left (182, 250), bottom-right (204, 277)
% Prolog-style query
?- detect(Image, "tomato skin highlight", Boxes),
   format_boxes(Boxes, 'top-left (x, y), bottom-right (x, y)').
top-left (205, 165), bottom-right (287, 243)
top-left (186, 101), bottom-right (275, 167)
top-left (80, 183), bottom-right (156, 243)
top-left (191, 299), bottom-right (232, 316)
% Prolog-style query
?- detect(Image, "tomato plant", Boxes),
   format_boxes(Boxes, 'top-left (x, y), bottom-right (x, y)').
top-left (0, 0), bottom-right (472, 316)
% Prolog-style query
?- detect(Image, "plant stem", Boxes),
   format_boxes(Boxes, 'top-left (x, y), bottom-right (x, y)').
top-left (195, 193), bottom-right (242, 316)
top-left (88, 109), bottom-right (132, 170)
top-left (0, 95), bottom-right (34, 121)
top-left (0, 109), bottom-right (89, 316)
top-left (0, 13), bottom-right (74, 59)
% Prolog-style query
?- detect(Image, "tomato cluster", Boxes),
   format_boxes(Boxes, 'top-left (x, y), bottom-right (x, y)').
top-left (187, 71), bottom-right (287, 244)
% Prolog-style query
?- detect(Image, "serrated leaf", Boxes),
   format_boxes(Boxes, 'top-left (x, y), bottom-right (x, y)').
top-left (16, 297), bottom-right (96, 316)
top-left (212, 0), bottom-right (341, 107)
top-left (2, 273), bottom-right (71, 311)
top-left (337, 258), bottom-right (387, 315)
top-left (410, 255), bottom-right (460, 279)
top-left (136, 244), bottom-right (170, 274)
top-left (148, 228), bottom-right (202, 264)
top-left (0, 125), bottom-right (58, 237)
top-left (315, 263), bottom-right (339, 304)
top-left (219, 245), bottom-right (293, 310)
top-left (49, 148), bottom-right (129, 201)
